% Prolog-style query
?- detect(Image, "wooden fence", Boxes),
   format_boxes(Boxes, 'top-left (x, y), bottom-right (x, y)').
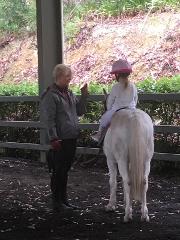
top-left (0, 93), bottom-right (179, 162)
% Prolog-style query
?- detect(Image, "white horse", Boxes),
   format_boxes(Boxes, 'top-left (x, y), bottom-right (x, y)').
top-left (103, 108), bottom-right (154, 222)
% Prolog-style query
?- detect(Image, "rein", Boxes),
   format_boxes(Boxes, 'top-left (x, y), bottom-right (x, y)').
top-left (116, 107), bottom-right (129, 112)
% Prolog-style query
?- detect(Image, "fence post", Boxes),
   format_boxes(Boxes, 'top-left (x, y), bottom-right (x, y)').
top-left (36, 0), bottom-right (64, 162)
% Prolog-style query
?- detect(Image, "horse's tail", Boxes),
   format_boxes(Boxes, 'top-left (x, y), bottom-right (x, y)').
top-left (129, 113), bottom-right (147, 201)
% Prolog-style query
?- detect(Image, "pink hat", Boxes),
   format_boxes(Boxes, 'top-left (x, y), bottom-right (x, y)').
top-left (110, 59), bottom-right (132, 74)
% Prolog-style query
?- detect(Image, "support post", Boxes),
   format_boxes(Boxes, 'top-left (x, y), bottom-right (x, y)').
top-left (36, 0), bottom-right (64, 162)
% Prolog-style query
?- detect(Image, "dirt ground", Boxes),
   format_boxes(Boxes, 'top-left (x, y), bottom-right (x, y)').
top-left (0, 158), bottom-right (179, 240)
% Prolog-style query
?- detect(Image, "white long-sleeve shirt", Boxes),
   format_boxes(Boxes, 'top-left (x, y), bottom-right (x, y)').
top-left (107, 81), bottom-right (138, 111)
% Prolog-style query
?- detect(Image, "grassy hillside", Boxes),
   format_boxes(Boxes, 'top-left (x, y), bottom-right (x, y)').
top-left (0, 1), bottom-right (179, 86)
top-left (64, 0), bottom-right (180, 40)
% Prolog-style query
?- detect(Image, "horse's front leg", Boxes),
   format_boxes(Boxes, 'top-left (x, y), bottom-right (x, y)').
top-left (141, 160), bottom-right (150, 222)
top-left (105, 154), bottom-right (118, 212)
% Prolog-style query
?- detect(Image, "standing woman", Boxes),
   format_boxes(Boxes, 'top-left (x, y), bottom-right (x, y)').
top-left (41, 64), bottom-right (88, 211)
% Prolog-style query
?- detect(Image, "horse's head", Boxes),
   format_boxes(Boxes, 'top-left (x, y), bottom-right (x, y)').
top-left (103, 88), bottom-right (109, 112)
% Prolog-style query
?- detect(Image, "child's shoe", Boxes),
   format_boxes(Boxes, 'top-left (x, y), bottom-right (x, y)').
top-left (91, 131), bottom-right (101, 142)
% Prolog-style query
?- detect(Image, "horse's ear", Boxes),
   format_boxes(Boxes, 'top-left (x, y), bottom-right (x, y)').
top-left (103, 88), bottom-right (108, 96)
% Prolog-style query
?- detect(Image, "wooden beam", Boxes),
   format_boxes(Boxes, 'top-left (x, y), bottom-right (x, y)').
top-left (36, 0), bottom-right (63, 94)
top-left (0, 121), bottom-right (44, 128)
top-left (0, 143), bottom-right (179, 161)
top-left (0, 142), bottom-right (49, 151)
top-left (86, 93), bottom-right (180, 102)
top-left (155, 125), bottom-right (180, 133)
top-left (153, 152), bottom-right (180, 161)
top-left (36, 0), bottom-right (64, 163)
top-left (139, 93), bottom-right (180, 102)
top-left (0, 121), bottom-right (179, 134)
top-left (76, 147), bottom-right (180, 161)
top-left (0, 93), bottom-right (179, 103)
top-left (77, 147), bottom-right (100, 155)
top-left (0, 96), bottom-right (39, 102)
top-left (79, 123), bottom-right (99, 130)
top-left (79, 124), bottom-right (180, 133)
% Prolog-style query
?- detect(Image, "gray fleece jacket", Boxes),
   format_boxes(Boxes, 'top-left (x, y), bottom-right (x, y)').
top-left (41, 84), bottom-right (87, 142)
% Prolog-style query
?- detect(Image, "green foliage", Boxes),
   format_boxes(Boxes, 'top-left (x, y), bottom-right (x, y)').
top-left (71, 75), bottom-right (180, 94)
top-left (136, 75), bottom-right (180, 93)
top-left (64, 17), bottom-right (81, 42)
top-left (0, 0), bottom-right (179, 36)
top-left (0, 82), bottom-right (39, 159)
top-left (71, 81), bottom-right (114, 95)
top-left (0, 75), bottom-right (179, 96)
top-left (64, 0), bottom-right (179, 18)
top-left (0, 83), bottom-right (38, 96)
top-left (0, 101), bottom-right (39, 160)
top-left (25, 0), bottom-right (37, 33)
top-left (0, 0), bottom-right (36, 33)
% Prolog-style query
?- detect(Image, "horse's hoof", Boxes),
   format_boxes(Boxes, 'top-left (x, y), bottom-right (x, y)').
top-left (124, 215), bottom-right (130, 223)
top-left (105, 204), bottom-right (116, 212)
top-left (141, 215), bottom-right (150, 222)
top-left (124, 215), bottom-right (133, 223)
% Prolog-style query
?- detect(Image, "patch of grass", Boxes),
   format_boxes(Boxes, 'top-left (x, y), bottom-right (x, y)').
top-left (64, 17), bottom-right (81, 42)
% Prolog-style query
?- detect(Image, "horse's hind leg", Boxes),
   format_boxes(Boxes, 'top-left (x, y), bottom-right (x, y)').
top-left (105, 153), bottom-right (118, 212)
top-left (141, 160), bottom-right (150, 222)
top-left (117, 159), bottom-right (132, 222)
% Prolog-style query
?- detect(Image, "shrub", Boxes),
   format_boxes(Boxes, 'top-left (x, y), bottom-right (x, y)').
top-left (0, 83), bottom-right (38, 96)
top-left (0, 82), bottom-right (39, 159)
top-left (0, 101), bottom-right (40, 160)
top-left (136, 75), bottom-right (180, 93)
top-left (1, 0), bottom-right (179, 37)
top-left (0, 0), bottom-right (36, 33)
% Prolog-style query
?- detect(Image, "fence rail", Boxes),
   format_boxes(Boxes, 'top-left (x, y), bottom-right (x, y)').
top-left (0, 121), bottom-right (179, 133)
top-left (0, 93), bottom-right (180, 102)
top-left (0, 93), bottom-right (179, 162)
top-left (0, 96), bottom-right (39, 102)
top-left (0, 143), bottom-right (179, 161)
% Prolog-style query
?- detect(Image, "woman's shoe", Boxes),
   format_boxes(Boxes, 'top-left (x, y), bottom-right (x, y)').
top-left (52, 199), bottom-right (71, 212)
top-left (65, 202), bottom-right (81, 210)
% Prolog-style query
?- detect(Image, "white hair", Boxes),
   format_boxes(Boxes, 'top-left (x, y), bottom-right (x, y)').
top-left (52, 64), bottom-right (71, 82)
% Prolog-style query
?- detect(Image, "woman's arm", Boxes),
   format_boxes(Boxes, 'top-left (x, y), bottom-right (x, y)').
top-left (41, 93), bottom-right (58, 141)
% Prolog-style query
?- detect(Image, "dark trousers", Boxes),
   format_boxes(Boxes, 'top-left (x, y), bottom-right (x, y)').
top-left (47, 139), bottom-right (77, 204)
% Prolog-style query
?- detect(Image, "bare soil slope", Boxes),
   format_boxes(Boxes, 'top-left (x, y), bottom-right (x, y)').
top-left (0, 11), bottom-right (179, 84)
